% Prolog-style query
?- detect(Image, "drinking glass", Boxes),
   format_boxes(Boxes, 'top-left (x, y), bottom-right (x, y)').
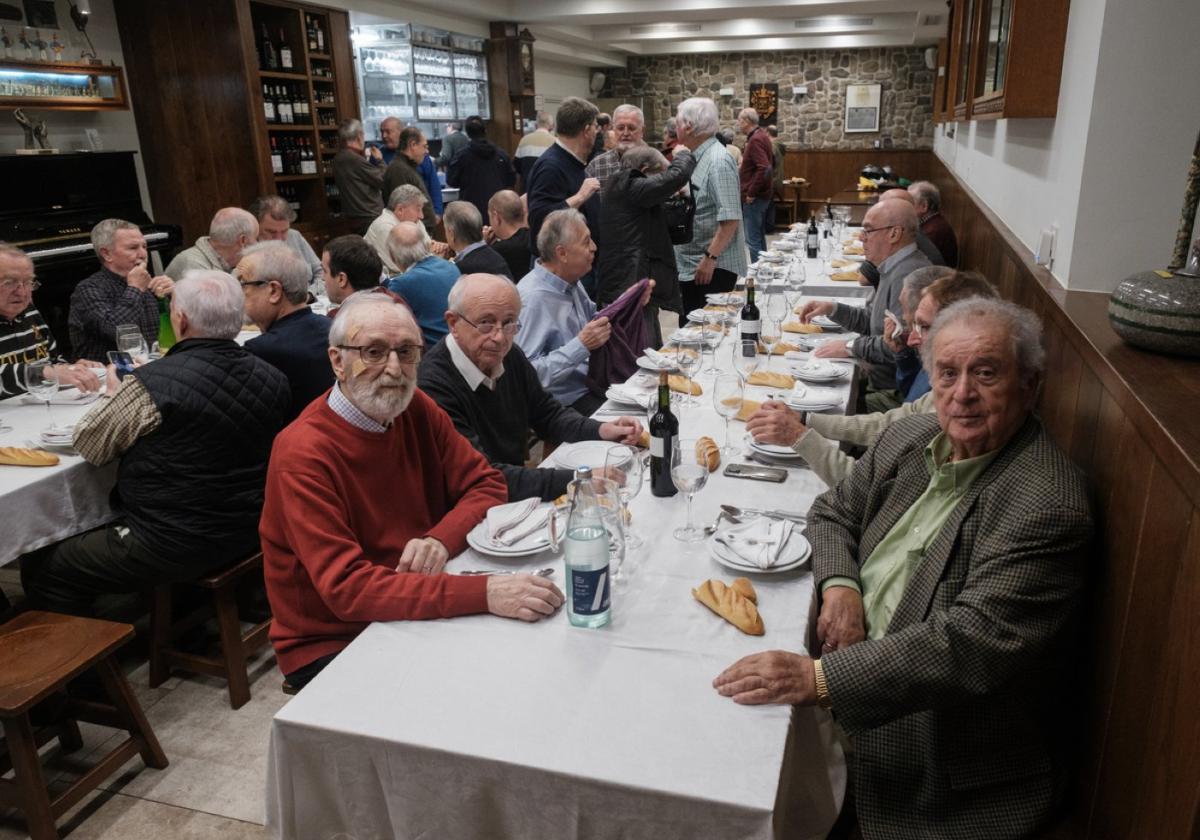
top-left (713, 374), bottom-right (744, 455)
top-left (25, 360), bottom-right (58, 426)
top-left (116, 329), bottom-right (148, 362)
top-left (676, 339), bottom-right (702, 406)
top-left (735, 339), bottom-right (760, 384)
top-left (701, 313), bottom-right (723, 373)
top-left (604, 445), bottom-right (644, 553)
top-left (760, 319), bottom-right (781, 370)
top-left (671, 438), bottom-right (708, 543)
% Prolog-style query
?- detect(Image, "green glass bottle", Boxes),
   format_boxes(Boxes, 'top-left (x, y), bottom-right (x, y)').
top-left (156, 296), bottom-right (176, 351)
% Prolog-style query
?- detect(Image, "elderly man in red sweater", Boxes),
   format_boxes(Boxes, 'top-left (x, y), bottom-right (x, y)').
top-left (260, 289), bottom-right (564, 690)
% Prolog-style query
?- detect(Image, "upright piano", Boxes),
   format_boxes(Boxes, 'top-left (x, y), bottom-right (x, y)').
top-left (0, 151), bottom-right (181, 358)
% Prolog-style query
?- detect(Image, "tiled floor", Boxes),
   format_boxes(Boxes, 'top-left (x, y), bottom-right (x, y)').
top-left (0, 577), bottom-right (287, 839)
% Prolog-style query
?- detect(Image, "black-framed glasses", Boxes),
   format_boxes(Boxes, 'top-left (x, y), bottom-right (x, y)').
top-left (0, 278), bottom-right (39, 291)
top-left (860, 224), bottom-right (899, 237)
top-left (456, 313), bottom-right (520, 336)
top-left (337, 343), bottom-right (423, 365)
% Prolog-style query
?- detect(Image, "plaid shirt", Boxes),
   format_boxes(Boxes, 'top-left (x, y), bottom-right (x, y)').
top-left (674, 136), bottom-right (748, 280)
top-left (584, 148), bottom-right (623, 191)
top-left (0, 305), bottom-right (60, 399)
top-left (67, 267), bottom-right (158, 362)
top-left (73, 375), bottom-right (160, 464)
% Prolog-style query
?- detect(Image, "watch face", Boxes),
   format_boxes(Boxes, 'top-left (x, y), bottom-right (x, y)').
top-left (520, 42), bottom-right (532, 72)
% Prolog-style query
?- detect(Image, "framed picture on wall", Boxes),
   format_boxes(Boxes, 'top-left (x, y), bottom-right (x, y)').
top-left (22, 0), bottom-right (58, 28)
top-left (845, 83), bottom-right (881, 133)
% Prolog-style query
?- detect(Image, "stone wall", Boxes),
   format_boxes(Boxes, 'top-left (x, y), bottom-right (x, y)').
top-left (597, 48), bottom-right (935, 150)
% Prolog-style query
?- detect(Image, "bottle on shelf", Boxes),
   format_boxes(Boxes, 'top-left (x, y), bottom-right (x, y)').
top-left (301, 138), bottom-right (318, 175)
top-left (649, 371), bottom-right (679, 498)
top-left (315, 17), bottom-right (325, 52)
top-left (277, 85), bottom-right (293, 124)
top-left (270, 136), bottom-right (283, 175)
top-left (260, 23), bottom-right (277, 70)
top-left (806, 214), bottom-right (819, 258)
top-left (262, 83), bottom-right (276, 123)
top-left (279, 28), bottom-right (293, 70)
top-left (306, 16), bottom-right (317, 52)
top-left (563, 466), bottom-right (612, 629)
top-left (740, 276), bottom-right (760, 346)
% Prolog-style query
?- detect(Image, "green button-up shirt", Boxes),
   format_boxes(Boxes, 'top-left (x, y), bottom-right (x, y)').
top-left (823, 432), bottom-right (1000, 639)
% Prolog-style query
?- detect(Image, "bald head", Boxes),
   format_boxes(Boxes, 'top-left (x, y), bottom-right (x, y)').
top-left (445, 273), bottom-right (521, 377)
top-left (207, 207), bottom-right (259, 266)
top-left (873, 199), bottom-right (919, 236)
top-left (387, 220), bottom-right (431, 271)
top-left (861, 198), bottom-right (919, 264)
top-left (881, 188), bottom-right (915, 205)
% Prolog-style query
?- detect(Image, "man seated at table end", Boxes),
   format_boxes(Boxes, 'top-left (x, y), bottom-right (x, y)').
top-left (260, 290), bottom-right (564, 691)
top-left (419, 273), bottom-right (643, 502)
top-left (715, 297), bottom-right (1093, 839)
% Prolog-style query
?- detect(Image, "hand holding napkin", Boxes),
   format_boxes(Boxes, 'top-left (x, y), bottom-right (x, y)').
top-left (486, 499), bottom-right (550, 546)
top-left (692, 577), bottom-right (764, 635)
top-left (714, 518), bottom-right (794, 570)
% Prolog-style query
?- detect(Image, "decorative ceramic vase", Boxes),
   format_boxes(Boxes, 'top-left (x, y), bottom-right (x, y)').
top-left (1107, 131), bottom-right (1200, 357)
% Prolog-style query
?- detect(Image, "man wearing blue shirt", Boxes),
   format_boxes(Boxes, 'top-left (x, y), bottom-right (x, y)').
top-left (386, 221), bottom-right (460, 347)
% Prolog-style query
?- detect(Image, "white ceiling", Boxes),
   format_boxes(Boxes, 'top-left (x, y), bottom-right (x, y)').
top-left (395, 0), bottom-right (950, 67)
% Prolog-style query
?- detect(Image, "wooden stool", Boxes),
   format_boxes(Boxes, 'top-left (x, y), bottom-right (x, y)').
top-left (148, 552), bottom-right (272, 710)
top-left (773, 189), bottom-right (799, 229)
top-left (0, 611), bottom-right (168, 840)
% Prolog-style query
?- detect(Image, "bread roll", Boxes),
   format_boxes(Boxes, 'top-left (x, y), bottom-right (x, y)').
top-left (668, 375), bottom-right (702, 396)
top-left (830, 258), bottom-right (857, 268)
top-left (783, 321), bottom-right (822, 334)
top-left (637, 430), bottom-right (650, 449)
top-left (0, 447), bottom-right (60, 467)
top-left (730, 577), bottom-right (757, 603)
top-left (747, 371), bottom-right (795, 389)
top-left (734, 399), bottom-right (762, 422)
top-left (843, 243), bottom-right (864, 255)
top-left (831, 270), bottom-right (861, 282)
top-left (695, 437), bottom-right (720, 472)
top-left (692, 579), bottom-right (765, 636)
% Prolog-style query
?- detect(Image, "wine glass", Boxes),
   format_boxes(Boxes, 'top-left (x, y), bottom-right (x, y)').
top-left (701, 313), bottom-right (723, 373)
top-left (713, 374), bottom-right (744, 455)
top-left (604, 445), bottom-right (644, 554)
top-left (671, 438), bottom-right (708, 543)
top-left (760, 319), bottom-right (781, 370)
top-left (676, 339), bottom-right (702, 407)
top-left (25, 360), bottom-right (58, 427)
top-left (735, 339), bottom-right (760, 384)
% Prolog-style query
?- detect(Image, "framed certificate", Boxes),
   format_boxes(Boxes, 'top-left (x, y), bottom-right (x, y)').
top-left (845, 83), bottom-right (881, 133)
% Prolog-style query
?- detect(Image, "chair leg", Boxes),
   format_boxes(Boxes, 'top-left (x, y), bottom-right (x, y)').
top-left (94, 656), bottom-right (168, 770)
top-left (2, 714), bottom-right (59, 840)
top-left (213, 586), bottom-right (251, 709)
top-left (147, 585), bottom-right (172, 688)
top-left (56, 718), bottom-right (83, 753)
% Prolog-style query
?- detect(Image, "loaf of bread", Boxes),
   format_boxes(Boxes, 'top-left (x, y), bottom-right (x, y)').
top-left (747, 370), bottom-right (795, 389)
top-left (0, 447), bottom-right (60, 467)
top-left (783, 321), bottom-right (823, 334)
top-left (730, 577), bottom-right (757, 603)
top-left (843, 243), bottom-right (864, 254)
top-left (831, 270), bottom-right (862, 282)
top-left (695, 436), bottom-right (720, 472)
top-left (692, 578), bottom-right (765, 636)
top-left (830, 257), bottom-right (858, 268)
top-left (637, 430), bottom-right (650, 449)
top-left (758, 340), bottom-right (802, 355)
top-left (734, 398), bottom-right (762, 422)
top-left (668, 375), bottom-right (702, 396)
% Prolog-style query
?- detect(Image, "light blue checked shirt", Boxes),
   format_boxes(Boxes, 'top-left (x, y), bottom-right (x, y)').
top-left (327, 382), bottom-right (389, 433)
top-left (514, 260), bottom-right (596, 407)
top-left (674, 136), bottom-right (749, 281)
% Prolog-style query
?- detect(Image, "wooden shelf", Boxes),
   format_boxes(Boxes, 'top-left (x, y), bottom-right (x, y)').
top-left (260, 69), bottom-right (308, 80)
top-left (308, 52), bottom-right (331, 60)
top-left (314, 103), bottom-right (337, 109)
top-left (265, 124), bottom-right (315, 131)
top-left (275, 174), bottom-right (319, 182)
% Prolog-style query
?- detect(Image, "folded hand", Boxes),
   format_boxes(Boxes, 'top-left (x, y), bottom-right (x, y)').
top-left (816, 585), bottom-right (866, 653)
top-left (396, 537), bottom-right (448, 575)
top-left (487, 574), bottom-right (565, 622)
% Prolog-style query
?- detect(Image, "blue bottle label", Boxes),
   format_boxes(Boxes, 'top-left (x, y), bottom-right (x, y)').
top-left (570, 566), bottom-right (610, 615)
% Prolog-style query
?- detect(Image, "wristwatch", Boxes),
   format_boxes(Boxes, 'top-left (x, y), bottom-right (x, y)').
top-left (703, 251), bottom-right (718, 261)
top-left (844, 339), bottom-right (855, 354)
top-left (813, 658), bottom-right (832, 709)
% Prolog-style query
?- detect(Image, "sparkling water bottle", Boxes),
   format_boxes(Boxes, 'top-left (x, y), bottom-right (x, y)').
top-left (564, 467), bottom-right (612, 628)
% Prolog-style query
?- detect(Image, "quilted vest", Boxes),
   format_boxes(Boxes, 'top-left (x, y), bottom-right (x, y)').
top-left (120, 338), bottom-right (290, 568)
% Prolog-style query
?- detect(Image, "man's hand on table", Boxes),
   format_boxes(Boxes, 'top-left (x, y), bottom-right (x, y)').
top-left (813, 340), bottom-right (850, 359)
top-left (579, 316), bottom-right (611, 350)
top-left (797, 300), bottom-right (835, 324)
top-left (745, 401), bottom-right (806, 448)
top-left (713, 650), bottom-right (817, 705)
top-left (599, 416), bottom-right (643, 445)
top-left (396, 537), bottom-right (449, 575)
top-left (50, 363), bottom-right (101, 393)
top-left (816, 586), bottom-right (866, 653)
top-left (487, 574), bottom-right (565, 622)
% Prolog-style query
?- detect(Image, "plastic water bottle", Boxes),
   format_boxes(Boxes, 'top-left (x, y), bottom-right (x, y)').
top-left (564, 467), bottom-right (611, 628)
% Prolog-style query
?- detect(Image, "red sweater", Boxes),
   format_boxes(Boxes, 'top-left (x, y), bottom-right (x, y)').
top-left (260, 388), bottom-right (507, 675)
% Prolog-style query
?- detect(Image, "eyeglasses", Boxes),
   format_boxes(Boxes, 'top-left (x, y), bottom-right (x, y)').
top-left (456, 313), bottom-right (520, 336)
top-left (860, 224), bottom-right (899, 237)
top-left (910, 320), bottom-right (932, 338)
top-left (337, 343), bottom-right (423, 365)
top-left (0, 278), bottom-right (39, 292)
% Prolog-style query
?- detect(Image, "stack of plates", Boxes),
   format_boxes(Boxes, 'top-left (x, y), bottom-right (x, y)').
top-left (39, 425), bottom-right (75, 450)
top-left (746, 439), bottom-right (803, 460)
top-left (791, 359), bottom-right (850, 383)
top-left (757, 251), bottom-right (786, 264)
top-left (667, 326), bottom-right (718, 347)
top-left (774, 239), bottom-right (801, 252)
top-left (466, 515), bottom-right (553, 558)
top-left (785, 383), bottom-right (842, 411)
top-left (811, 315), bottom-right (841, 330)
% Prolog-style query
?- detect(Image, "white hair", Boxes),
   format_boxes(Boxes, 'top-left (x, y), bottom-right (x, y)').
top-left (328, 289), bottom-right (415, 347)
top-left (901, 265), bottom-right (954, 310)
top-left (387, 184), bottom-right (427, 211)
top-left (388, 222), bottom-right (431, 271)
top-left (239, 242), bottom-right (310, 304)
top-left (209, 208), bottom-right (258, 245)
top-left (537, 208), bottom-right (587, 260)
top-left (174, 270), bottom-right (245, 339)
top-left (90, 218), bottom-right (139, 255)
top-left (443, 201), bottom-right (483, 246)
top-left (737, 107), bottom-right (759, 125)
top-left (909, 180), bottom-right (941, 212)
top-left (922, 298), bottom-right (1046, 382)
top-left (447, 273), bottom-right (520, 314)
top-left (676, 97), bottom-right (719, 138)
top-left (338, 118), bottom-right (364, 145)
top-left (612, 104), bottom-right (644, 125)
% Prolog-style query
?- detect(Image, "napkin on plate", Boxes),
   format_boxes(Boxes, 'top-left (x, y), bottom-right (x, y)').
top-left (642, 347), bottom-right (676, 368)
top-left (486, 499), bottom-right (549, 546)
top-left (608, 385), bottom-right (652, 408)
top-left (714, 518), bottom-right (794, 569)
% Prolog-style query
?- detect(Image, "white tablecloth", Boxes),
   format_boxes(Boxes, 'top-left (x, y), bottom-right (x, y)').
top-left (0, 394), bottom-right (116, 565)
top-left (266, 292), bottom-right (868, 840)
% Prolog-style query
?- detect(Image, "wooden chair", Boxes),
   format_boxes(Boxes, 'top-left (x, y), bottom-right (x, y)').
top-left (148, 551), bottom-right (272, 710)
top-left (772, 188), bottom-right (798, 229)
top-left (0, 611), bottom-right (168, 840)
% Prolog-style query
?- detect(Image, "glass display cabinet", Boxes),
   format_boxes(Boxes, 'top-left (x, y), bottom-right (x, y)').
top-left (0, 60), bottom-right (128, 110)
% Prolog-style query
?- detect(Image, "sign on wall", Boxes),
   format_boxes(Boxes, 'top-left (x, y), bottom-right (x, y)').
top-left (845, 83), bottom-right (881, 133)
top-left (748, 83), bottom-right (777, 126)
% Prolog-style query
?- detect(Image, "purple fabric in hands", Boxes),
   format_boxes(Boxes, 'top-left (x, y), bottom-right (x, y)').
top-left (586, 278), bottom-right (651, 397)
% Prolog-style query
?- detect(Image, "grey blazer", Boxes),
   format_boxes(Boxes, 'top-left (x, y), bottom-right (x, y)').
top-left (809, 414), bottom-right (1092, 840)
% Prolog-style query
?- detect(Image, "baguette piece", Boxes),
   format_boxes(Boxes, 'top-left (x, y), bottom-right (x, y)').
top-left (831, 270), bottom-right (862, 282)
top-left (0, 447), bottom-right (60, 467)
top-left (758, 340), bottom-right (801, 355)
top-left (692, 578), bottom-right (765, 635)
top-left (747, 370), bottom-right (796, 389)
top-left (783, 321), bottom-right (823, 334)
top-left (637, 430), bottom-right (650, 449)
top-left (668, 374), bottom-right (702, 396)
top-left (695, 436), bottom-right (720, 472)
top-left (734, 398), bottom-right (762, 422)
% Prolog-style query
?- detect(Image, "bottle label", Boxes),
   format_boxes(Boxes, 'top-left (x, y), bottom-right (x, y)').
top-left (740, 319), bottom-right (760, 335)
top-left (570, 566), bottom-right (610, 616)
top-left (649, 435), bottom-right (664, 458)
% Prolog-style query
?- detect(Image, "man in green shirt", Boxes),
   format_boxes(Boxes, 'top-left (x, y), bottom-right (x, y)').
top-left (714, 297), bottom-right (1093, 840)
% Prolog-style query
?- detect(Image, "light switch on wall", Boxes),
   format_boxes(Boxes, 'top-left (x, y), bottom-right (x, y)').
top-left (1035, 227), bottom-right (1057, 268)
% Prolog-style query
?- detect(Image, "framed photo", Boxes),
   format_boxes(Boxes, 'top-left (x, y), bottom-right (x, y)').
top-left (22, 0), bottom-right (58, 28)
top-left (845, 83), bottom-right (881, 133)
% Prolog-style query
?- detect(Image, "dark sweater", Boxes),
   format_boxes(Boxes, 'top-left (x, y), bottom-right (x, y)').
top-left (526, 143), bottom-right (600, 258)
top-left (418, 338), bottom-right (603, 501)
top-left (455, 243), bottom-right (514, 281)
top-left (445, 138), bottom-right (516, 219)
top-left (493, 228), bottom-right (532, 280)
top-left (381, 154), bottom-right (437, 235)
top-left (245, 306), bottom-right (334, 421)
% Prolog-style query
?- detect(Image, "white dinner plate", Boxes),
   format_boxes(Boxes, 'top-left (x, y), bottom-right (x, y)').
top-left (791, 360), bottom-right (849, 382)
top-left (604, 386), bottom-right (653, 409)
top-left (811, 315), bottom-right (840, 329)
top-left (551, 440), bottom-right (615, 471)
top-left (746, 439), bottom-right (805, 459)
top-left (706, 293), bottom-right (743, 306)
top-left (708, 529), bottom-right (812, 574)
top-left (637, 355), bottom-right (678, 372)
top-left (686, 308), bottom-right (710, 323)
top-left (466, 517), bottom-right (553, 557)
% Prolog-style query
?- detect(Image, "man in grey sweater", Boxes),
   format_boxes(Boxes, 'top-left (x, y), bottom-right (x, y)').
top-left (164, 208), bottom-right (258, 281)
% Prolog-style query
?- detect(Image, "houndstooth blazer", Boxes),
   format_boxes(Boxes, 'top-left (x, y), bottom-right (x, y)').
top-left (809, 413), bottom-right (1093, 840)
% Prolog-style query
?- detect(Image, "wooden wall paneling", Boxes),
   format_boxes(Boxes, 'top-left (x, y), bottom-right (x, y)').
top-left (1067, 365), bottom-right (1104, 474)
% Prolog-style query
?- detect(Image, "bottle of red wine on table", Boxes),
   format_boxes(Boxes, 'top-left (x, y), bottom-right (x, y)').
top-left (740, 276), bottom-right (760, 349)
top-left (649, 371), bottom-right (679, 498)
top-left (806, 215), bottom-right (819, 258)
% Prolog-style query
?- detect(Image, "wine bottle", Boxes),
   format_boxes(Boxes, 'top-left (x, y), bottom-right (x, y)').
top-left (740, 276), bottom-right (760, 345)
top-left (278, 86), bottom-right (293, 124)
top-left (156, 296), bottom-right (176, 351)
top-left (806, 214), bottom-right (819, 258)
top-left (262, 83), bottom-right (275, 123)
top-left (649, 371), bottom-right (679, 498)
top-left (279, 28), bottom-right (293, 70)
top-left (270, 136), bottom-right (283, 174)
top-left (260, 24), bottom-right (277, 70)
top-left (316, 19), bottom-right (325, 52)
top-left (306, 16), bottom-right (317, 52)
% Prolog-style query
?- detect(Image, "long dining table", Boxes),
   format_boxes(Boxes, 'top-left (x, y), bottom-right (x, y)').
top-left (265, 238), bottom-right (870, 840)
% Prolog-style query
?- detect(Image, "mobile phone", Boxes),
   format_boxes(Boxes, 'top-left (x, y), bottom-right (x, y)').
top-left (723, 463), bottom-right (787, 483)
top-left (106, 350), bottom-right (135, 378)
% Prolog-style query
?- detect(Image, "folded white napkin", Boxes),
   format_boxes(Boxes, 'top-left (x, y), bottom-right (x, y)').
top-left (608, 385), bottom-right (652, 408)
top-left (486, 499), bottom-right (549, 546)
top-left (642, 348), bottom-right (676, 367)
top-left (22, 388), bottom-right (101, 405)
top-left (783, 350), bottom-right (808, 362)
top-left (715, 518), bottom-right (794, 569)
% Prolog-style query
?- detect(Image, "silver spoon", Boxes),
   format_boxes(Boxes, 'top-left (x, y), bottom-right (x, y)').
top-left (720, 504), bottom-right (806, 523)
top-left (459, 567), bottom-right (555, 577)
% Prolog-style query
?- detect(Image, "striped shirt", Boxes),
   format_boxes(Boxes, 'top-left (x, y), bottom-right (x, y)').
top-left (674, 136), bottom-right (749, 281)
top-left (0, 305), bottom-right (60, 399)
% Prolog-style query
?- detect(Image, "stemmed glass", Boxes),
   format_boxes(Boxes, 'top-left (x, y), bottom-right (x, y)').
top-left (604, 445), bottom-right (644, 552)
top-left (675, 339), bottom-right (701, 406)
top-left (701, 313), bottom-right (723, 373)
top-left (760, 319), bottom-right (781, 370)
top-left (25, 360), bottom-right (59, 428)
top-left (713, 374), bottom-right (744, 455)
top-left (671, 438), bottom-right (709, 543)
top-left (735, 339), bottom-right (760, 384)
top-left (116, 325), bottom-right (148, 362)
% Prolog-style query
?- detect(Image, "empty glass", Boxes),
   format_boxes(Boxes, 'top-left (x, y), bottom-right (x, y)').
top-left (713, 374), bottom-right (744, 455)
top-left (735, 339), bottom-right (760, 384)
top-left (675, 339), bottom-right (702, 406)
top-left (25, 360), bottom-right (58, 426)
top-left (604, 445), bottom-right (645, 553)
top-left (115, 325), bottom-right (148, 361)
top-left (701, 314), bottom-right (723, 373)
top-left (671, 438), bottom-right (709, 543)
top-left (760, 319), bottom-right (782, 370)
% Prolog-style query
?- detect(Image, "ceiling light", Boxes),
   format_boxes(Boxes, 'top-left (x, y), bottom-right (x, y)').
top-left (794, 16), bottom-right (874, 29)
top-left (628, 23), bottom-right (702, 35)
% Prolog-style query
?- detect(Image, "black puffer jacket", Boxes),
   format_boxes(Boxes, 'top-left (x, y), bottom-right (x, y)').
top-left (446, 139), bottom-right (516, 218)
